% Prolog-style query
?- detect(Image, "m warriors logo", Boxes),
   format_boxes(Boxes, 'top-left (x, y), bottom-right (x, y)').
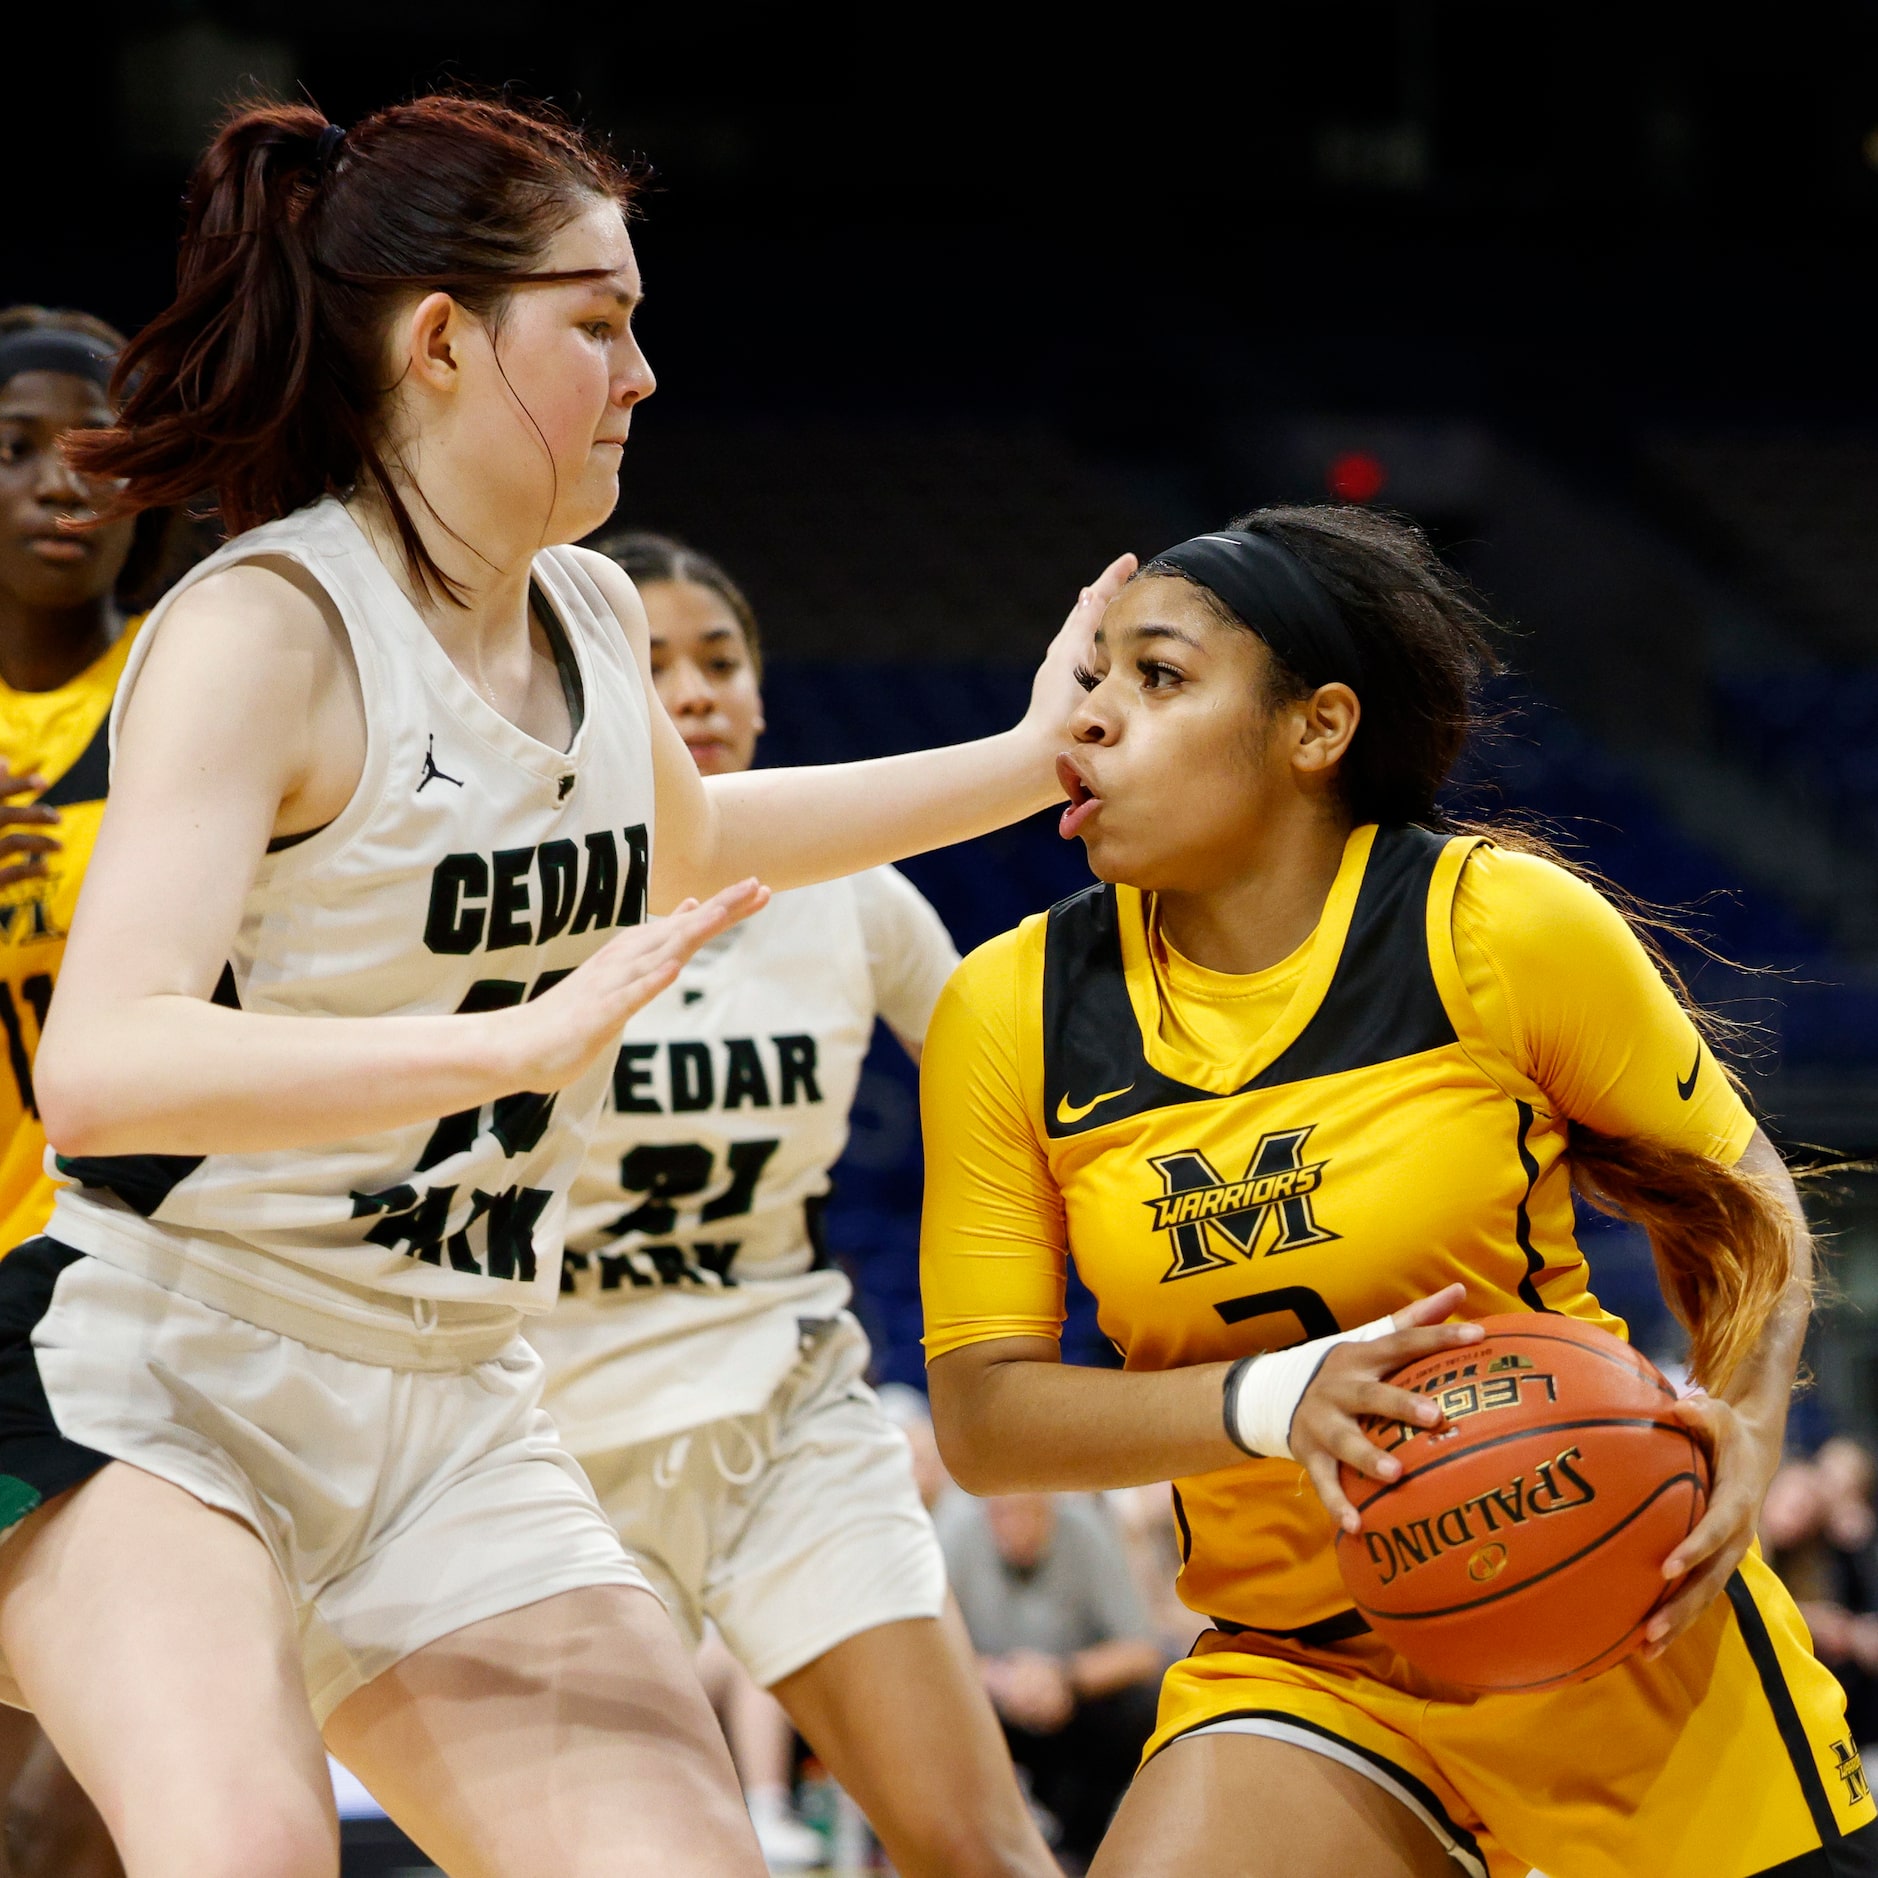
top-left (1146, 1126), bottom-right (1337, 1281)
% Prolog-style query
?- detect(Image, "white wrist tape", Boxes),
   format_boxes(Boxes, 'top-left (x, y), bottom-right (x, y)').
top-left (1223, 1315), bottom-right (1397, 1460)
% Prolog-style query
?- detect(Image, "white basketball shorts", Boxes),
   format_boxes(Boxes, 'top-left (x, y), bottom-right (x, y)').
top-left (572, 1313), bottom-right (947, 1688)
top-left (0, 1239), bottom-right (648, 1722)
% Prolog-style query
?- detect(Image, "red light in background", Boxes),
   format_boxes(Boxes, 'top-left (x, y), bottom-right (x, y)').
top-left (1327, 450), bottom-right (1387, 503)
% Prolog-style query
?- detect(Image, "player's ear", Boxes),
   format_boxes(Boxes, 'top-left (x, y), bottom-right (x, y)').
top-left (1292, 683), bottom-right (1360, 776)
top-left (399, 292), bottom-right (463, 392)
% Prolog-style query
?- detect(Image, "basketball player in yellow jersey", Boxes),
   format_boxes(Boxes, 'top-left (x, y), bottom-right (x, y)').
top-left (0, 304), bottom-right (180, 1878)
top-left (922, 507), bottom-right (1870, 1878)
top-left (0, 309), bottom-right (178, 1255)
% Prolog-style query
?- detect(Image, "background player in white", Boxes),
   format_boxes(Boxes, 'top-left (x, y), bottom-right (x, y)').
top-left (0, 95), bottom-right (1132, 1878)
top-left (530, 532), bottom-right (1059, 1878)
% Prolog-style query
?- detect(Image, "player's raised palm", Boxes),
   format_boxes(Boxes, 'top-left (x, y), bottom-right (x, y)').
top-left (504, 878), bottom-right (769, 1092)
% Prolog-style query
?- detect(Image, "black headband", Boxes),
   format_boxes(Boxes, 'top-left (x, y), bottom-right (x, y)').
top-left (0, 330), bottom-right (117, 395)
top-left (315, 122), bottom-right (346, 171)
top-left (1147, 528), bottom-right (1363, 688)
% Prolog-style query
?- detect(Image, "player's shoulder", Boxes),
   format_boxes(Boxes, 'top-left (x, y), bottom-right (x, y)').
top-left (849, 862), bottom-right (948, 931)
top-left (555, 540), bottom-right (629, 583)
top-left (959, 913), bottom-right (1049, 989)
top-left (162, 555), bottom-right (331, 638)
top-left (936, 916), bottom-right (1047, 1032)
top-left (555, 543), bottom-right (644, 627)
top-left (1457, 839), bottom-right (1633, 951)
top-left (136, 554), bottom-right (348, 702)
top-left (845, 862), bottom-right (908, 911)
top-left (765, 870), bottom-right (864, 924)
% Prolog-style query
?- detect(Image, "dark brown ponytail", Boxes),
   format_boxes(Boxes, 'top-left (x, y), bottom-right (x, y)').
top-left (1569, 1129), bottom-right (1797, 1392)
top-left (69, 95), bottom-right (637, 601)
top-left (1202, 503), bottom-right (1802, 1393)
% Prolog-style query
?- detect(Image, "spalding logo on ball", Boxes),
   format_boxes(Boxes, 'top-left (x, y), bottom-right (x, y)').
top-left (1334, 1314), bottom-right (1709, 1692)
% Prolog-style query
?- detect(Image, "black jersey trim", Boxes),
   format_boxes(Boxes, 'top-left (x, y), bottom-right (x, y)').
top-left (1170, 1484), bottom-right (1193, 1564)
top-left (1511, 1099), bottom-right (1552, 1312)
top-left (1752, 1823), bottom-right (1878, 1875)
top-left (1040, 825), bottom-right (1457, 1138)
top-left (1206, 1608), bottom-right (1373, 1648)
top-left (1245, 824), bottom-right (1455, 1093)
top-left (530, 579), bottom-right (587, 737)
top-left (1729, 1571), bottom-right (1847, 1850)
top-left (266, 823), bottom-right (328, 854)
top-left (1152, 1706), bottom-right (1486, 1872)
top-left (54, 1149), bottom-right (203, 1219)
top-left (0, 1238), bottom-right (111, 1533)
top-left (37, 715), bottom-right (109, 809)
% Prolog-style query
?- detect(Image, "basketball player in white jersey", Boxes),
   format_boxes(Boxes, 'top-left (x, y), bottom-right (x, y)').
top-left (530, 533), bottom-right (1060, 1878)
top-left (0, 96), bottom-right (1134, 1878)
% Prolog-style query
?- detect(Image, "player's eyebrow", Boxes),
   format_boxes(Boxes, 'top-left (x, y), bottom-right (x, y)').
top-left (649, 627), bottom-right (741, 652)
top-left (584, 272), bottom-right (641, 310)
top-left (1117, 621), bottom-right (1206, 651)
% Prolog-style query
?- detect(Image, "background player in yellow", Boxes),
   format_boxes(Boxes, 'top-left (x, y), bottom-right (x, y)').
top-left (0, 304), bottom-right (186, 1878)
top-left (921, 506), bottom-right (1867, 1877)
top-left (0, 308), bottom-right (180, 1255)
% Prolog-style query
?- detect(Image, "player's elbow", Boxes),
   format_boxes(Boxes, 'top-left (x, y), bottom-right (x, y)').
top-left (936, 1430), bottom-right (1015, 1498)
top-left (36, 1080), bottom-right (105, 1160)
top-left (927, 1345), bottom-right (1038, 1494)
top-left (35, 1033), bottom-right (125, 1160)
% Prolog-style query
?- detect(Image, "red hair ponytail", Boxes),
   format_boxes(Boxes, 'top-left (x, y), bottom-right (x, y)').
top-left (70, 94), bottom-right (636, 600)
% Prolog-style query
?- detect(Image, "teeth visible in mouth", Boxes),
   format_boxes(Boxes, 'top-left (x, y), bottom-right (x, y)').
top-left (1058, 778), bottom-right (1102, 841)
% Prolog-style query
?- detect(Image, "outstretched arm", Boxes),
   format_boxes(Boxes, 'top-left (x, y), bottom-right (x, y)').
top-left (571, 548), bottom-right (1136, 911)
top-left (38, 562), bottom-right (765, 1158)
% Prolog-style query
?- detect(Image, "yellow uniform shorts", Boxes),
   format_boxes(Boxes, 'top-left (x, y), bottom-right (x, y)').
top-left (1149, 1552), bottom-right (1876, 1878)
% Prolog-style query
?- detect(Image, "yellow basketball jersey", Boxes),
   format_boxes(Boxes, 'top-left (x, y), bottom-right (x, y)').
top-left (0, 624), bottom-right (141, 1251)
top-left (921, 822), bottom-right (1754, 1638)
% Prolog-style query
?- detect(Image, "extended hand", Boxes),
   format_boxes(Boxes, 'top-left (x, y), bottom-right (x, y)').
top-left (501, 878), bottom-right (769, 1092)
top-left (1642, 1392), bottom-right (1782, 1658)
top-left (1291, 1284), bottom-right (1486, 1534)
top-left (0, 763), bottom-right (61, 889)
top-left (1021, 554), bottom-right (1138, 747)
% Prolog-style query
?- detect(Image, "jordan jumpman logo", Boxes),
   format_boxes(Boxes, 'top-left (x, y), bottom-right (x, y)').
top-left (417, 735), bottom-right (464, 793)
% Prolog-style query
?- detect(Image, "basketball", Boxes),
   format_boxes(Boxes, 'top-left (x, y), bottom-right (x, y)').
top-left (1333, 1316), bottom-right (1710, 1693)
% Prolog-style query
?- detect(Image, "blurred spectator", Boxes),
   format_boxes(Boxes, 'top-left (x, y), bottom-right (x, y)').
top-left (938, 1492), bottom-right (1160, 1867)
top-left (1105, 1485), bottom-right (1201, 1666)
top-left (876, 1380), bottom-right (955, 1511)
top-left (1764, 1437), bottom-right (1878, 1747)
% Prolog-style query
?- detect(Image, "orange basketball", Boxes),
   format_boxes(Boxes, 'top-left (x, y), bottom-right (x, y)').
top-left (1333, 1314), bottom-right (1709, 1692)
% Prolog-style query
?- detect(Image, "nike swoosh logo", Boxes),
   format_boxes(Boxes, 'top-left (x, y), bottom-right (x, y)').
top-left (1677, 1048), bottom-right (1701, 1102)
top-left (1056, 1085), bottom-right (1134, 1125)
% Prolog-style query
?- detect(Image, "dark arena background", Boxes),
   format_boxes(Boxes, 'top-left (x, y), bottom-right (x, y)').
top-left (17, 2), bottom-right (1878, 1403)
top-left (12, 15), bottom-right (1878, 1857)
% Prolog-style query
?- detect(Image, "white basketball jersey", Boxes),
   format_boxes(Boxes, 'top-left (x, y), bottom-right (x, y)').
top-left (47, 499), bottom-right (656, 1363)
top-left (530, 867), bottom-right (956, 1450)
